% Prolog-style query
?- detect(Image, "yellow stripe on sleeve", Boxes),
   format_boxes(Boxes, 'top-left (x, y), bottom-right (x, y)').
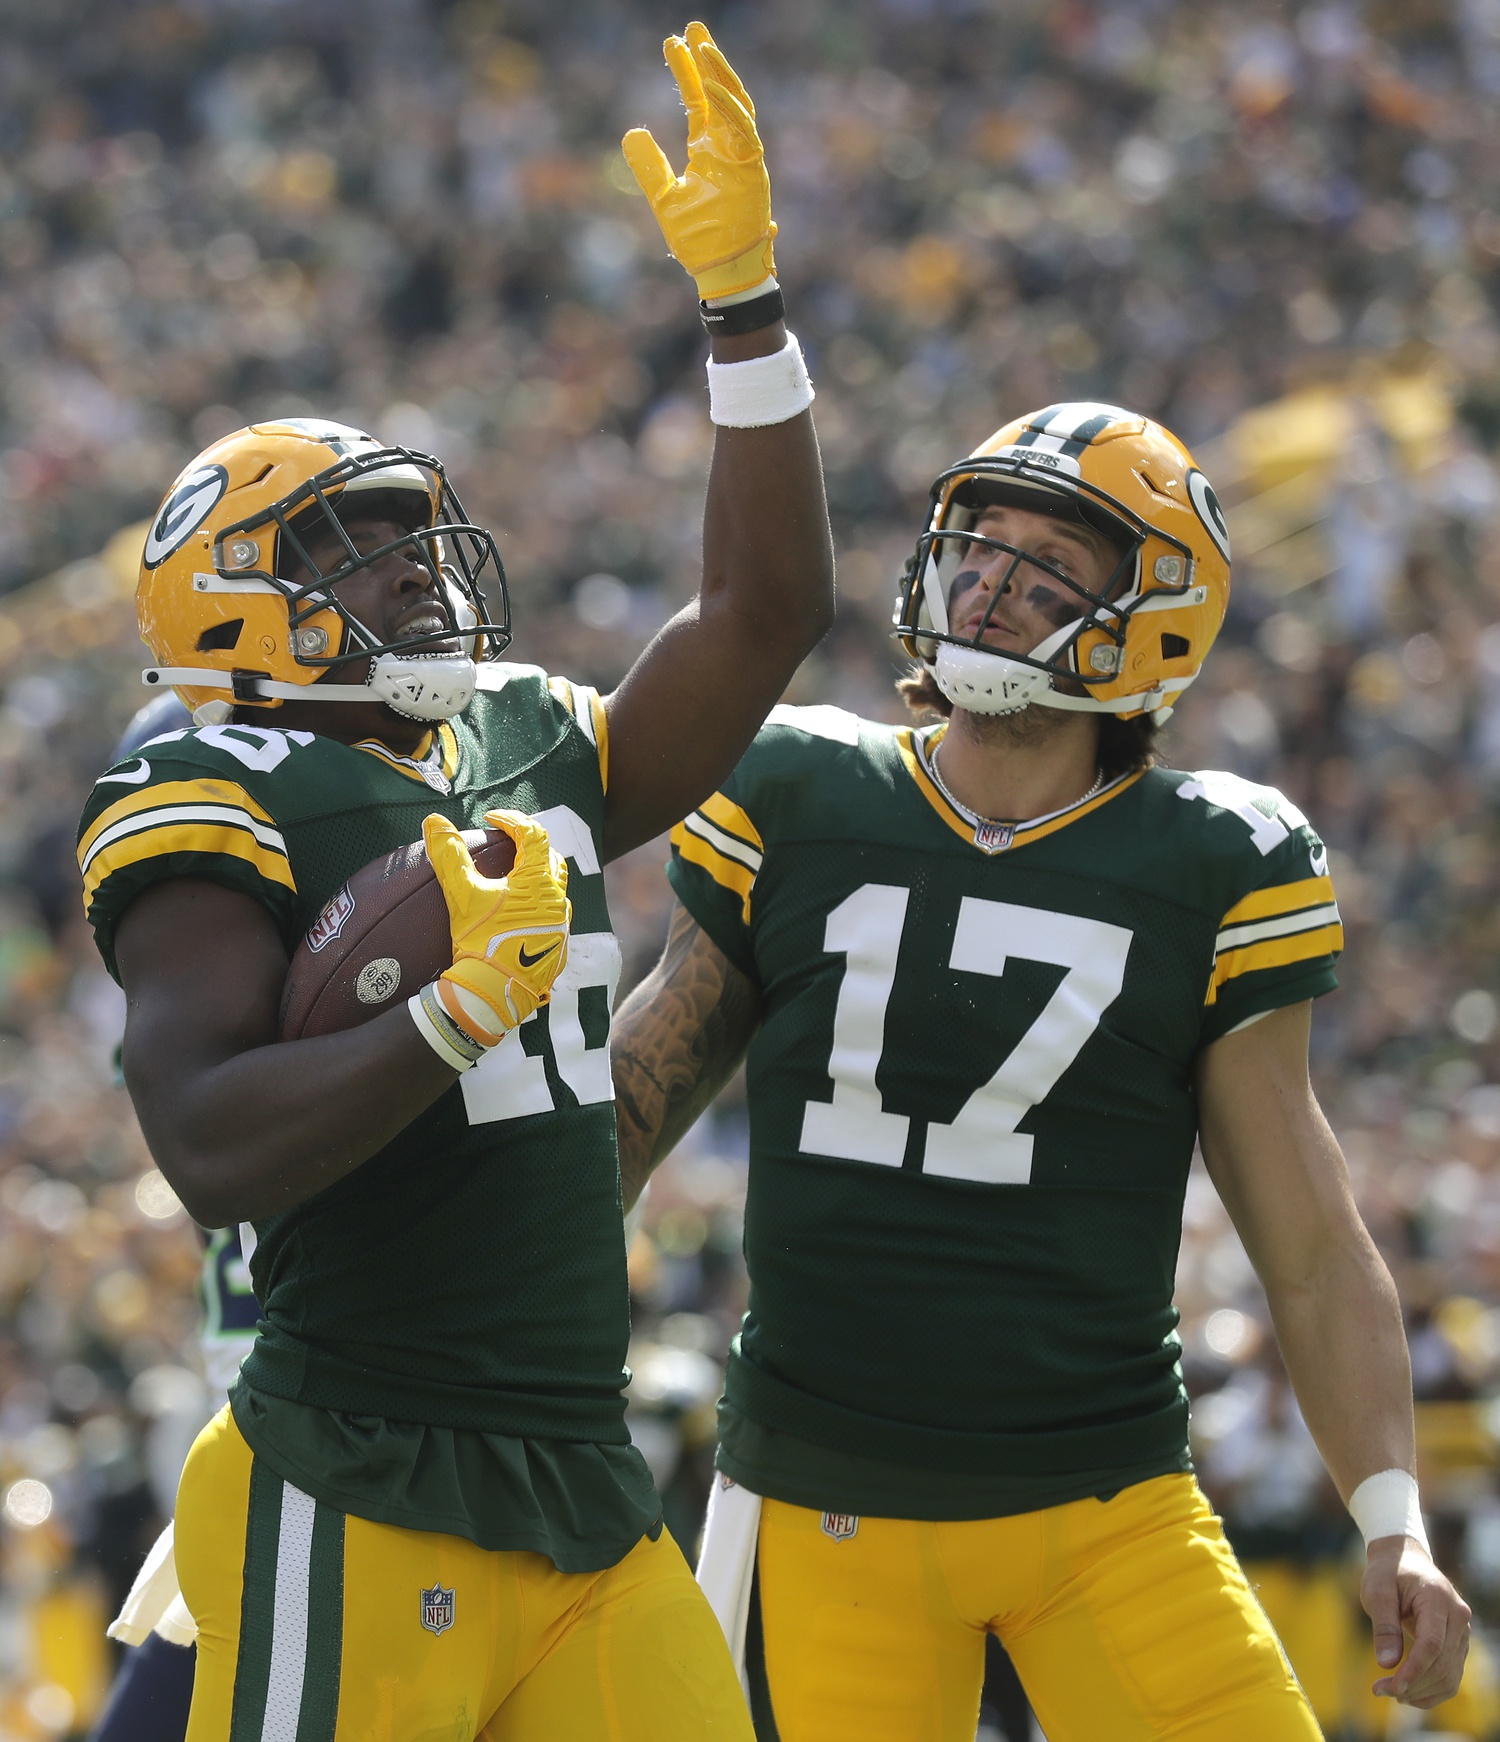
top-left (590, 691), bottom-right (609, 794)
top-left (699, 790), bottom-right (763, 853)
top-left (82, 820), bottom-right (296, 912)
top-left (78, 780), bottom-right (277, 865)
top-left (1205, 923), bottom-right (1344, 1006)
top-left (1220, 874), bottom-right (1336, 928)
top-left (671, 820), bottom-right (755, 924)
top-left (547, 675), bottom-right (575, 714)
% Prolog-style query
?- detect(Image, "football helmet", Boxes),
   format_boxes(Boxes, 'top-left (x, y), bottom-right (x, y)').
top-left (894, 402), bottom-right (1230, 722)
top-left (136, 418), bottom-right (510, 724)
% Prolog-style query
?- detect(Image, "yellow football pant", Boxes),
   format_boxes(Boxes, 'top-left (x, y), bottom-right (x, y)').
top-left (176, 1406), bottom-right (752, 1742)
top-left (756, 1475), bottom-right (1323, 1742)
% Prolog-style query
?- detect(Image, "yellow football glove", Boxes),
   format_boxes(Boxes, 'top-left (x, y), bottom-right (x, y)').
top-left (622, 21), bottom-right (776, 300)
top-left (422, 809), bottom-right (570, 1050)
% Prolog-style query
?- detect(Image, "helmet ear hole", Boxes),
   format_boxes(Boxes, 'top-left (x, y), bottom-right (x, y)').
top-left (1160, 633), bottom-right (1190, 660)
top-left (196, 619), bottom-right (244, 653)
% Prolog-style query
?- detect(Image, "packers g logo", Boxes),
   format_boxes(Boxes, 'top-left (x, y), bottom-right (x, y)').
top-left (1186, 468), bottom-right (1230, 563)
top-left (143, 464), bottom-right (228, 569)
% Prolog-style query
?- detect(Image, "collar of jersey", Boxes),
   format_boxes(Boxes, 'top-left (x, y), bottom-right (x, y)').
top-left (351, 723), bottom-right (460, 791)
top-left (898, 724), bottom-right (1143, 854)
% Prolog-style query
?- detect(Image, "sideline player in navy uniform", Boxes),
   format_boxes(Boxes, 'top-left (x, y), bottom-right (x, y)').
top-left (77, 25), bottom-right (833, 1741)
top-left (613, 403), bottom-right (1472, 1740)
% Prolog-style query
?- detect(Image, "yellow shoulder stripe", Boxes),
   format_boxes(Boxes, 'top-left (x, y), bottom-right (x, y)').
top-left (700, 790), bottom-right (762, 852)
top-left (550, 677), bottom-right (610, 794)
top-left (1205, 923), bottom-right (1344, 1006)
top-left (1221, 874), bottom-right (1336, 928)
top-left (672, 820), bottom-right (754, 924)
top-left (79, 780), bottom-right (275, 863)
top-left (591, 691), bottom-right (609, 795)
top-left (83, 821), bottom-right (296, 912)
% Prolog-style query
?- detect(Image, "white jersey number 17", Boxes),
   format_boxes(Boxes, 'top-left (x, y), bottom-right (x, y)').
top-left (798, 884), bottom-right (1132, 1185)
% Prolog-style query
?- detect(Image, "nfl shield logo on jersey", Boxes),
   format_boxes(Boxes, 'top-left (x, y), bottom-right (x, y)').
top-left (420, 1583), bottom-right (455, 1635)
top-left (973, 820), bottom-right (1015, 855)
top-left (820, 1511), bottom-right (859, 1541)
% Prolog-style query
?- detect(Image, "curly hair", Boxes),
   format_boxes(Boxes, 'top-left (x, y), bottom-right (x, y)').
top-left (896, 665), bottom-right (1160, 778)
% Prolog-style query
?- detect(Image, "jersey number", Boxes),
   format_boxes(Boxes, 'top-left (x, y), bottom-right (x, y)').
top-left (799, 885), bottom-right (1132, 1185)
top-left (458, 806), bottom-right (621, 1127)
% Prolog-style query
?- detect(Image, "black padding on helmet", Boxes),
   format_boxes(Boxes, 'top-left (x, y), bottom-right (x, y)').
top-left (949, 477), bottom-right (1133, 554)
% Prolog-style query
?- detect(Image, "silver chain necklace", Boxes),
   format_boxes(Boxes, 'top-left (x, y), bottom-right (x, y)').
top-left (928, 731), bottom-right (1106, 827)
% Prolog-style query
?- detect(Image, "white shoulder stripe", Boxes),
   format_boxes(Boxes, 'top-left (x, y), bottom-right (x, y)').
top-left (682, 811), bottom-right (763, 873)
top-left (766, 703), bottom-right (862, 746)
top-left (1215, 902), bottom-right (1341, 955)
top-left (80, 804), bottom-right (288, 877)
top-left (573, 684), bottom-right (598, 747)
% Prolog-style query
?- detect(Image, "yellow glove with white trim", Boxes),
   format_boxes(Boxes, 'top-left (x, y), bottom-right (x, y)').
top-left (419, 809), bottom-right (570, 1057)
top-left (622, 21), bottom-right (777, 299)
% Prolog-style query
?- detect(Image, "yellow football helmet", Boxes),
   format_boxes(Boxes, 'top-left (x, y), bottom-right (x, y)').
top-left (137, 418), bottom-right (509, 724)
top-left (894, 402), bottom-right (1230, 722)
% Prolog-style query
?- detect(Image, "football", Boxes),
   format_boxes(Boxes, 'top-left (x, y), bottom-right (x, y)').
top-left (279, 828), bottom-right (517, 1039)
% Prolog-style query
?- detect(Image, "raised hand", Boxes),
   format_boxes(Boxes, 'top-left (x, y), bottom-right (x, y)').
top-left (622, 21), bottom-right (776, 299)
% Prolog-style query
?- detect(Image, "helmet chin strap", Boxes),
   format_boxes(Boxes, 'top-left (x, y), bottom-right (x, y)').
top-left (931, 622), bottom-right (1194, 721)
top-left (932, 619), bottom-right (1080, 716)
top-left (143, 652), bottom-right (478, 724)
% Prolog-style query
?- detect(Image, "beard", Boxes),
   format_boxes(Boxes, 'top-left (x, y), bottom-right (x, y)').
top-left (953, 700), bottom-right (1075, 752)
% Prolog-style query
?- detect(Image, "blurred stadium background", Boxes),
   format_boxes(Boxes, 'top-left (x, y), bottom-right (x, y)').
top-left (2, 0), bottom-right (1500, 1735)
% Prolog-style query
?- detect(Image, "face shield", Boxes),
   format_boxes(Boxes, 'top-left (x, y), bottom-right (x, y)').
top-left (248, 451), bottom-right (510, 671)
top-left (895, 456), bottom-right (1193, 715)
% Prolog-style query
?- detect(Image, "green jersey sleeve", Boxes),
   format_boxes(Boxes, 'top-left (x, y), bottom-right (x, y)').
top-left (1186, 769), bottom-right (1342, 1046)
top-left (667, 774), bottom-right (763, 979)
top-left (77, 731), bottom-right (301, 982)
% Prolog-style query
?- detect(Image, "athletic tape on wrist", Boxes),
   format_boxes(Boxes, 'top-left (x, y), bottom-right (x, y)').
top-left (435, 976), bottom-right (508, 1047)
top-left (706, 333), bottom-right (814, 428)
top-left (408, 987), bottom-right (484, 1072)
top-left (1349, 1468), bottom-right (1429, 1550)
top-left (703, 275), bottom-right (779, 309)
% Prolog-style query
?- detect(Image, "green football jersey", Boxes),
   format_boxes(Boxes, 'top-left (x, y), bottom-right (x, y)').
top-left (79, 667), bottom-right (628, 1443)
top-left (667, 705), bottom-right (1342, 1515)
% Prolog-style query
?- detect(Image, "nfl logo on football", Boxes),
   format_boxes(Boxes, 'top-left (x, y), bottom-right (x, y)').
top-left (420, 1583), bottom-right (455, 1635)
top-left (820, 1511), bottom-right (859, 1541)
top-left (306, 885), bottom-right (355, 953)
top-left (973, 820), bottom-right (1015, 855)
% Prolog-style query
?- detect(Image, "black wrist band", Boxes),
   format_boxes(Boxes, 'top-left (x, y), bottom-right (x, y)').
top-left (700, 285), bottom-right (785, 336)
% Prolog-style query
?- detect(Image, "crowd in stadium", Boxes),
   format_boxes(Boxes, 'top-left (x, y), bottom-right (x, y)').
top-left (2, 0), bottom-right (1500, 1734)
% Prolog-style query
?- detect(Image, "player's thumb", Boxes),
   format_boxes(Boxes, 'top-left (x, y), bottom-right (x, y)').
top-left (621, 128), bottom-right (676, 206)
top-left (1363, 1568), bottom-right (1407, 1668)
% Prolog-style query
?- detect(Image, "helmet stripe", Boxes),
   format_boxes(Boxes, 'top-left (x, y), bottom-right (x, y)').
top-left (1023, 402), bottom-right (1134, 455)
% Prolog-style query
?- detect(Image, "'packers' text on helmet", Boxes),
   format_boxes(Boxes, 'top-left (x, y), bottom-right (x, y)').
top-left (894, 402), bottom-right (1231, 722)
top-left (137, 418), bottom-right (510, 724)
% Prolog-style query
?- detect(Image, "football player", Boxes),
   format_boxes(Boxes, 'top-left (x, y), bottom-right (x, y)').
top-left (76, 24), bottom-right (831, 1741)
top-left (612, 403), bottom-right (1473, 1740)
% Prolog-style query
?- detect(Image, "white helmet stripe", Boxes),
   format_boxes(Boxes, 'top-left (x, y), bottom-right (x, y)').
top-left (1030, 402), bottom-right (1135, 442)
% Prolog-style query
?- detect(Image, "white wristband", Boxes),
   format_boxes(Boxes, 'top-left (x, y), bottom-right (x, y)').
top-left (707, 333), bottom-right (815, 428)
top-left (1349, 1468), bottom-right (1429, 1551)
top-left (407, 990), bottom-right (479, 1073)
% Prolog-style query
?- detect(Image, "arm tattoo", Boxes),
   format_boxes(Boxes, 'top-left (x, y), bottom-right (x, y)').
top-left (611, 902), bottom-right (762, 1211)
